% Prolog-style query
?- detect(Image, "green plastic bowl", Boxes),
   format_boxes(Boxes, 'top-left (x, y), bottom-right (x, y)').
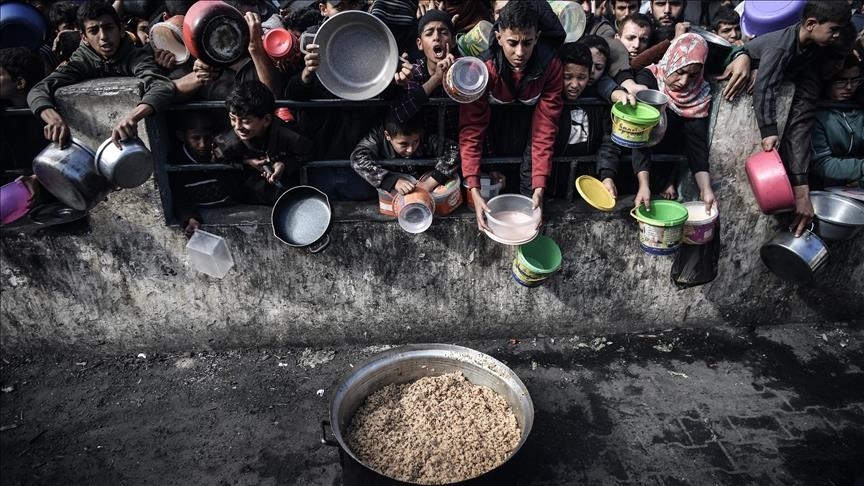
top-left (517, 235), bottom-right (562, 274)
top-left (611, 102), bottom-right (661, 125)
top-left (631, 200), bottom-right (688, 227)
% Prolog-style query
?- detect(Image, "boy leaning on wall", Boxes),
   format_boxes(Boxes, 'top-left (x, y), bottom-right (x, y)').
top-left (214, 81), bottom-right (313, 204)
top-left (350, 112), bottom-right (460, 196)
top-left (27, 0), bottom-right (175, 149)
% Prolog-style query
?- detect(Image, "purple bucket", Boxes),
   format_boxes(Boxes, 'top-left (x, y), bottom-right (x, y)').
top-left (741, 0), bottom-right (806, 37)
top-left (1, 179), bottom-right (34, 225)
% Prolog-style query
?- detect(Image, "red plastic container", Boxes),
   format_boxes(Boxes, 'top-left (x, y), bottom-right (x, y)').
top-left (745, 149), bottom-right (795, 214)
top-left (263, 28), bottom-right (303, 71)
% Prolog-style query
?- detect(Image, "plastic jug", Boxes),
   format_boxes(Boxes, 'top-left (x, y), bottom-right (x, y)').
top-left (186, 229), bottom-right (234, 278)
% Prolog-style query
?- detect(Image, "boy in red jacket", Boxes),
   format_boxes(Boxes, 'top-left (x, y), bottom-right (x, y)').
top-left (460, 0), bottom-right (564, 231)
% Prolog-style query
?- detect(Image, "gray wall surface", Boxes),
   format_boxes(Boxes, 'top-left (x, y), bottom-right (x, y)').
top-left (1, 78), bottom-right (861, 353)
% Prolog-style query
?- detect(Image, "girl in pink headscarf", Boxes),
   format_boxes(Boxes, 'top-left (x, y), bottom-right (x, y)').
top-left (632, 33), bottom-right (716, 214)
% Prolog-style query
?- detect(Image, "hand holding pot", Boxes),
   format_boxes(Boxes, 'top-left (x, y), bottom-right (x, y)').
top-left (634, 186), bottom-right (652, 211)
top-left (602, 177), bottom-right (618, 199)
top-left (790, 185), bottom-right (814, 237)
top-left (394, 178), bottom-right (416, 195)
top-left (40, 108), bottom-right (70, 148)
top-left (471, 187), bottom-right (491, 231)
top-left (761, 135), bottom-right (779, 152)
top-left (718, 53), bottom-right (750, 101)
top-left (244, 12), bottom-right (264, 54)
top-left (153, 47), bottom-right (177, 69)
top-left (393, 52), bottom-right (413, 88)
top-left (300, 44), bottom-right (320, 85)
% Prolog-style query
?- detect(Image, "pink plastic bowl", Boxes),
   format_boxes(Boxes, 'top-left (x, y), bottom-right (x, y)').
top-left (745, 149), bottom-right (794, 214)
top-left (1, 179), bottom-right (33, 225)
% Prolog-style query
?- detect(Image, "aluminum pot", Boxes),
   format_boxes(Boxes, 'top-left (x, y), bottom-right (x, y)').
top-left (810, 191), bottom-right (864, 241)
top-left (31, 139), bottom-right (111, 211)
top-left (94, 137), bottom-right (154, 188)
top-left (760, 227), bottom-right (829, 284)
top-left (321, 344), bottom-right (533, 485)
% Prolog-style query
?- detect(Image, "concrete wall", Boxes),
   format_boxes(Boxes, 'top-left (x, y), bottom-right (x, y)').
top-left (1, 78), bottom-right (861, 353)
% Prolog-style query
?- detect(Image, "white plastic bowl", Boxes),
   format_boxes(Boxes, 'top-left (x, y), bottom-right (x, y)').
top-left (486, 194), bottom-right (541, 240)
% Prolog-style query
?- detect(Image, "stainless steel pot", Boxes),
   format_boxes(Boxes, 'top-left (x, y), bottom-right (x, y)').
top-left (31, 139), bottom-right (111, 211)
top-left (810, 191), bottom-right (864, 241)
top-left (760, 228), bottom-right (829, 284)
top-left (322, 344), bottom-right (533, 485)
top-left (94, 137), bottom-right (154, 188)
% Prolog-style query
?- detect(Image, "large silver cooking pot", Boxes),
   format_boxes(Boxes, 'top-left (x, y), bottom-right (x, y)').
top-left (810, 191), bottom-right (864, 241)
top-left (760, 227), bottom-right (829, 284)
top-left (301, 10), bottom-right (398, 101)
top-left (31, 139), bottom-right (111, 211)
top-left (323, 344), bottom-right (533, 485)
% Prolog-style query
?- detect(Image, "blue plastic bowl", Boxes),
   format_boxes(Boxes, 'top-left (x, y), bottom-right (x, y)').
top-left (0, 2), bottom-right (48, 49)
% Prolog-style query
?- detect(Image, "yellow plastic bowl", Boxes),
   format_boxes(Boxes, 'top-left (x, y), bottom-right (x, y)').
top-left (575, 175), bottom-right (615, 211)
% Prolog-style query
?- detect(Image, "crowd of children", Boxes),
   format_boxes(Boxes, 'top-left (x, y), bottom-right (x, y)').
top-left (0, 0), bottom-right (862, 238)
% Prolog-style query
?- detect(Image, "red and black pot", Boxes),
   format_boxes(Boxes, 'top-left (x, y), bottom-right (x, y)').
top-left (183, 0), bottom-right (250, 67)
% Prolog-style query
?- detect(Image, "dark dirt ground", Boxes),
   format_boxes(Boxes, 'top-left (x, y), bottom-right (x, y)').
top-left (1, 323), bottom-right (863, 486)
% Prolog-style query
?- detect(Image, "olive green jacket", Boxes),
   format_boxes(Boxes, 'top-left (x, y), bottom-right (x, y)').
top-left (27, 36), bottom-right (175, 116)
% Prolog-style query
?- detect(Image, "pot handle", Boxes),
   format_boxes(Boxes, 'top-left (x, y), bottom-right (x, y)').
top-left (299, 31), bottom-right (315, 54)
top-left (629, 207), bottom-right (643, 223)
top-left (320, 420), bottom-right (338, 447)
top-left (308, 234), bottom-right (330, 254)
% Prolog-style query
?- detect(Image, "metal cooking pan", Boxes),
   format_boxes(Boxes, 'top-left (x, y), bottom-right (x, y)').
top-left (271, 185), bottom-right (332, 253)
top-left (690, 26), bottom-right (732, 75)
top-left (302, 10), bottom-right (398, 101)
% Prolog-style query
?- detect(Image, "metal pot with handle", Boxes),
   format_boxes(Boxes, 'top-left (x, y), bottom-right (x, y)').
top-left (271, 185), bottom-right (332, 253)
top-left (94, 137), bottom-right (154, 189)
top-left (760, 225), bottom-right (829, 284)
top-left (31, 139), bottom-right (111, 211)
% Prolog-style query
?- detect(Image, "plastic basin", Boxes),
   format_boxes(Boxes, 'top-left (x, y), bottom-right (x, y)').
top-left (486, 194), bottom-right (541, 241)
top-left (186, 229), bottom-right (234, 278)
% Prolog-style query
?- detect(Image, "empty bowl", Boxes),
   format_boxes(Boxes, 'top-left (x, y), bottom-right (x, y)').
top-left (486, 194), bottom-right (541, 241)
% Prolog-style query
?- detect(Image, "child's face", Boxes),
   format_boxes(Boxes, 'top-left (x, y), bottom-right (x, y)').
top-left (385, 131), bottom-right (422, 158)
top-left (417, 21), bottom-right (452, 64)
top-left (806, 19), bottom-right (844, 47)
top-left (81, 15), bottom-right (122, 58)
top-left (714, 22), bottom-right (740, 44)
top-left (0, 67), bottom-right (20, 100)
top-left (229, 113), bottom-right (271, 141)
top-left (181, 128), bottom-right (214, 160)
top-left (563, 63), bottom-right (590, 102)
top-left (588, 47), bottom-right (607, 86)
top-left (135, 19), bottom-right (150, 45)
top-left (495, 26), bottom-right (538, 72)
top-left (827, 66), bottom-right (861, 102)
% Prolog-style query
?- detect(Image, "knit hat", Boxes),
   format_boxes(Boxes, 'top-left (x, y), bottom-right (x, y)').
top-left (417, 9), bottom-right (454, 36)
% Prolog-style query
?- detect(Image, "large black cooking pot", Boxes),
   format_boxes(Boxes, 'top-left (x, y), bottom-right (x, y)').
top-left (691, 27), bottom-right (732, 75)
top-left (31, 139), bottom-right (112, 211)
top-left (321, 344), bottom-right (533, 485)
top-left (271, 185), bottom-right (331, 253)
top-left (183, 0), bottom-right (249, 67)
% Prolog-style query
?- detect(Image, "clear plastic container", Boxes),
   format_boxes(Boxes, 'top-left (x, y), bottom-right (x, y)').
top-left (486, 194), bottom-right (541, 240)
top-left (186, 229), bottom-right (234, 278)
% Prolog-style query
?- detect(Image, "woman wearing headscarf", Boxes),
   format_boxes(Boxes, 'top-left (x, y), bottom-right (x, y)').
top-left (631, 32), bottom-right (716, 213)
